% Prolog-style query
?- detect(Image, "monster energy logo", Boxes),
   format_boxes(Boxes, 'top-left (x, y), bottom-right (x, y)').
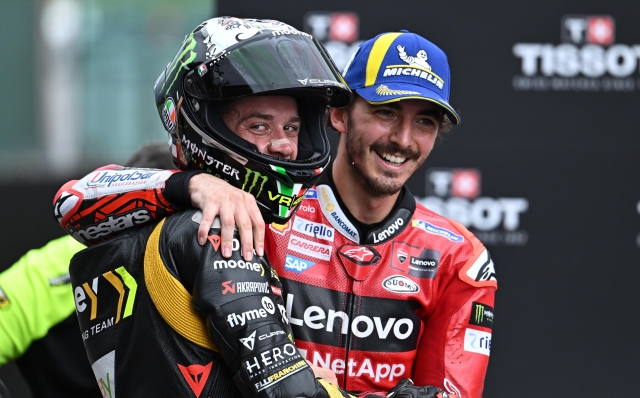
top-left (242, 168), bottom-right (268, 196)
top-left (469, 302), bottom-right (494, 329)
top-left (162, 33), bottom-right (198, 96)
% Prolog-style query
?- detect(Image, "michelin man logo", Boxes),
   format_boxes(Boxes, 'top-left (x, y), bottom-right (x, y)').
top-left (397, 45), bottom-right (431, 71)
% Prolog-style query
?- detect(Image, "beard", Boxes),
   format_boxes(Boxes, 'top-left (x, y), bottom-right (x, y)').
top-left (344, 124), bottom-right (422, 197)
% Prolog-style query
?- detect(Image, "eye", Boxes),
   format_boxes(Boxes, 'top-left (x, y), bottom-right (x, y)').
top-left (284, 124), bottom-right (300, 136)
top-left (375, 108), bottom-right (396, 119)
top-left (249, 123), bottom-right (269, 135)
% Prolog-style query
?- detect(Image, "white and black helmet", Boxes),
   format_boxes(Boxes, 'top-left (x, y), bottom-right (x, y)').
top-left (154, 17), bottom-right (352, 224)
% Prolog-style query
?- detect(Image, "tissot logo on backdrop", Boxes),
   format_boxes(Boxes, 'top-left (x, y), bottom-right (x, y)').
top-left (416, 168), bottom-right (529, 246)
top-left (303, 12), bottom-right (362, 71)
top-left (513, 15), bottom-right (640, 92)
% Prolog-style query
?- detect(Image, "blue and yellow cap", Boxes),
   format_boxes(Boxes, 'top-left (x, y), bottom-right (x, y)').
top-left (342, 30), bottom-right (460, 124)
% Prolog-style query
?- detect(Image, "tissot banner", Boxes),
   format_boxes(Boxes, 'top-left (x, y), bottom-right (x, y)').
top-left (216, 1), bottom-right (640, 396)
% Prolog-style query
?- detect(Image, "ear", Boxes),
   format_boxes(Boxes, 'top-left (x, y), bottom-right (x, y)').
top-left (329, 107), bottom-right (348, 135)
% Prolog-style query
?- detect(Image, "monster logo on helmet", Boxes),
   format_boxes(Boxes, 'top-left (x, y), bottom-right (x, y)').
top-left (153, 17), bottom-right (352, 224)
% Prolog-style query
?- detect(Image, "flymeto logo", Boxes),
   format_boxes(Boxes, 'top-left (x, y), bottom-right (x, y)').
top-left (242, 168), bottom-right (268, 196)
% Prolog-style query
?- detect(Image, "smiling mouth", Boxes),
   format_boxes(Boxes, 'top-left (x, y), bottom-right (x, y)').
top-left (377, 151), bottom-right (407, 166)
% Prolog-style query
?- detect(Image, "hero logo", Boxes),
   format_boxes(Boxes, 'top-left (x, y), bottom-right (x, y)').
top-left (513, 15), bottom-right (640, 92)
top-left (71, 209), bottom-right (151, 243)
top-left (226, 297), bottom-right (275, 329)
top-left (287, 235), bottom-right (332, 261)
top-left (464, 328), bottom-right (491, 356)
top-left (381, 276), bottom-right (420, 294)
top-left (284, 254), bottom-right (316, 273)
top-left (245, 343), bottom-right (300, 374)
top-left (286, 293), bottom-right (414, 340)
top-left (293, 216), bottom-right (334, 241)
top-left (417, 168), bottom-right (529, 246)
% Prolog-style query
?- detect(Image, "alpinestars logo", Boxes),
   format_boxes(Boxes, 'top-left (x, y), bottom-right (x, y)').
top-left (513, 15), bottom-right (640, 92)
top-left (240, 330), bottom-right (257, 350)
top-left (339, 246), bottom-right (381, 265)
top-left (70, 209), bottom-right (151, 244)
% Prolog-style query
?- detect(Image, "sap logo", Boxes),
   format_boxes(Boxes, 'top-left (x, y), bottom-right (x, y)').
top-left (464, 328), bottom-right (491, 356)
top-left (381, 276), bottom-right (420, 294)
top-left (287, 235), bottom-right (332, 261)
top-left (212, 259), bottom-right (264, 274)
top-left (226, 297), bottom-right (275, 328)
top-left (245, 343), bottom-right (300, 373)
top-left (284, 254), bottom-right (316, 273)
top-left (293, 216), bottom-right (334, 241)
top-left (411, 220), bottom-right (464, 242)
top-left (371, 217), bottom-right (404, 243)
top-left (71, 210), bottom-right (151, 243)
top-left (286, 293), bottom-right (415, 340)
top-left (307, 350), bottom-right (406, 383)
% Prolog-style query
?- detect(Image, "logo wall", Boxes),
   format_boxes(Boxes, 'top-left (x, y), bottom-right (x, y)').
top-left (416, 168), bottom-right (529, 246)
top-left (303, 12), bottom-right (362, 71)
top-left (513, 15), bottom-right (640, 92)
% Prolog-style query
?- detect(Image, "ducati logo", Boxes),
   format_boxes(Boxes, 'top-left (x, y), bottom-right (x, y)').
top-left (397, 249), bottom-right (407, 263)
top-left (240, 330), bottom-right (257, 350)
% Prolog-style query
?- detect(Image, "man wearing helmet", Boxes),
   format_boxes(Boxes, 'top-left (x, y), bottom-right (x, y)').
top-left (55, 17), bottom-right (356, 398)
top-left (54, 19), bottom-right (493, 398)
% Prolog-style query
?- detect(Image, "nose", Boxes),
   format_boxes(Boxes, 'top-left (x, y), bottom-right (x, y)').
top-left (389, 118), bottom-right (414, 149)
top-left (266, 128), bottom-right (294, 159)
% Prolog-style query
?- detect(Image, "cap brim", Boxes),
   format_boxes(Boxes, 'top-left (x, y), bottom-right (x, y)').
top-left (355, 83), bottom-right (460, 125)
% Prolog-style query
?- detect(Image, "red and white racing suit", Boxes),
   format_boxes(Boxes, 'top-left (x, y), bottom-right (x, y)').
top-left (54, 164), bottom-right (497, 398)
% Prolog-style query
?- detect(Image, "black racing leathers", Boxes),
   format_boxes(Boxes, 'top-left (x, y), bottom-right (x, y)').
top-left (69, 209), bottom-right (337, 398)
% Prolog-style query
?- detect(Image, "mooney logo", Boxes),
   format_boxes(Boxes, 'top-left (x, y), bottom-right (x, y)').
top-left (242, 168), bottom-right (268, 196)
top-left (469, 302), bottom-right (494, 329)
top-left (212, 259), bottom-right (264, 275)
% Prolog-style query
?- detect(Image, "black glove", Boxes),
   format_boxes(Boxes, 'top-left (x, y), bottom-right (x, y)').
top-left (192, 246), bottom-right (328, 398)
top-left (386, 379), bottom-right (450, 398)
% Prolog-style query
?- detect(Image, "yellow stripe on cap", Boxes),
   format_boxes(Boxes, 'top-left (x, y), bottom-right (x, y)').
top-left (145, 218), bottom-right (217, 351)
top-left (365, 32), bottom-right (403, 87)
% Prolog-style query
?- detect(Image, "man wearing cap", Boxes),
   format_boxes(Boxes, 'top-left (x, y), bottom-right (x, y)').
top-left (53, 30), bottom-right (495, 398)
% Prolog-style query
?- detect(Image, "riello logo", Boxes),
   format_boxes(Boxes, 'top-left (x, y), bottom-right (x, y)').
top-left (512, 15), bottom-right (640, 92)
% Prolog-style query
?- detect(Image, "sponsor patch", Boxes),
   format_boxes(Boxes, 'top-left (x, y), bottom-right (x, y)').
top-left (70, 209), bottom-right (151, 243)
top-left (339, 246), bottom-right (380, 265)
top-left (381, 275), bottom-right (420, 294)
top-left (270, 221), bottom-right (291, 235)
top-left (49, 273), bottom-right (71, 286)
top-left (178, 361), bottom-right (212, 398)
top-left (411, 220), bottom-right (464, 242)
top-left (390, 242), bottom-right (440, 279)
top-left (469, 302), bottom-right (494, 329)
top-left (284, 254), bottom-right (316, 273)
top-left (287, 235), bottom-right (332, 261)
top-left (305, 189), bottom-right (318, 199)
top-left (293, 216), bottom-right (334, 242)
top-left (461, 249), bottom-right (497, 288)
top-left (317, 184), bottom-right (360, 242)
top-left (464, 328), bottom-right (491, 356)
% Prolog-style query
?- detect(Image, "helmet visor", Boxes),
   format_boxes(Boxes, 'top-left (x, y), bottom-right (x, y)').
top-left (184, 33), bottom-right (350, 106)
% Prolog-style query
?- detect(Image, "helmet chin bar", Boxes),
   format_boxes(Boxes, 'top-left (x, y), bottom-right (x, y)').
top-left (179, 106), bottom-right (248, 166)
